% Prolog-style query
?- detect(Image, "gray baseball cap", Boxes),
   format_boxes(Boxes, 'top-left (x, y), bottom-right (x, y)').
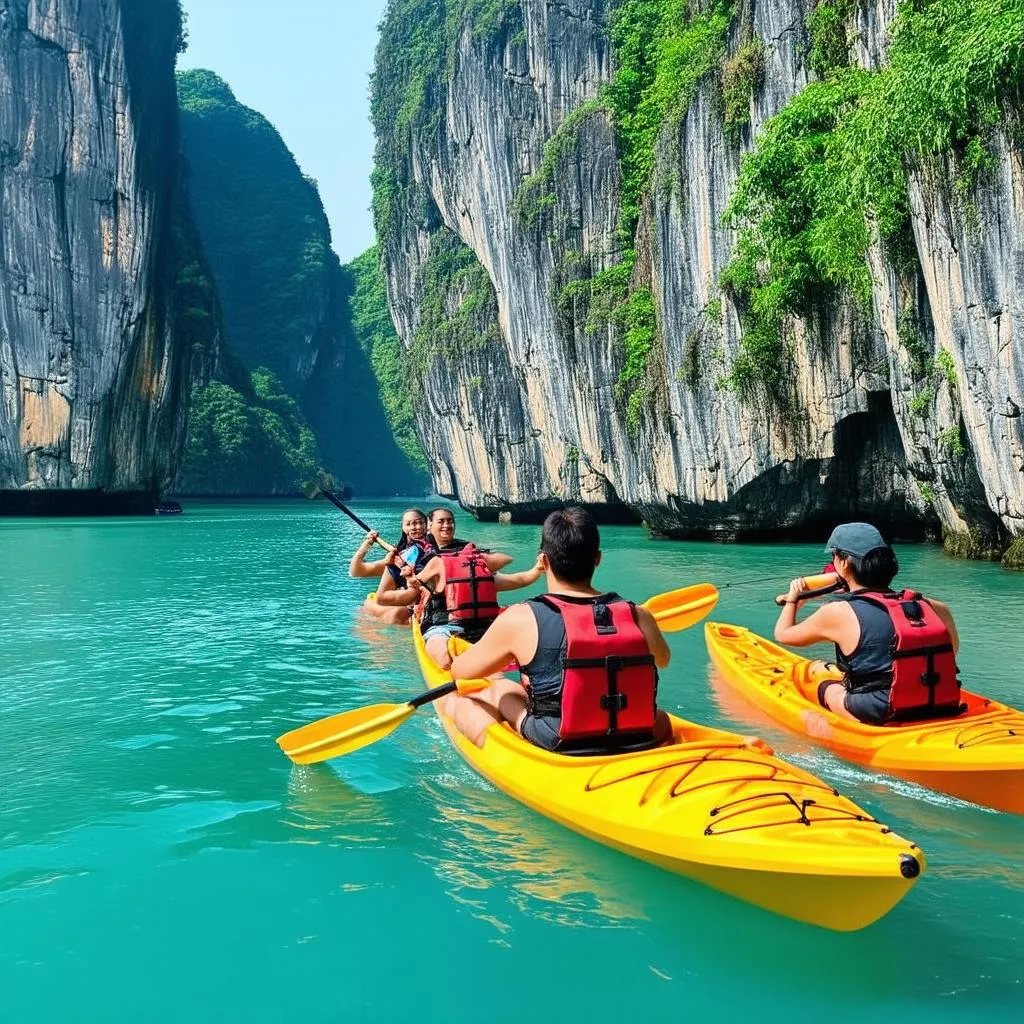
top-left (824, 522), bottom-right (888, 558)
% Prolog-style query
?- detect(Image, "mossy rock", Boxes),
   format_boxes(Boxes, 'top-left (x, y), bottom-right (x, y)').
top-left (942, 527), bottom-right (1004, 561)
top-left (1001, 537), bottom-right (1024, 570)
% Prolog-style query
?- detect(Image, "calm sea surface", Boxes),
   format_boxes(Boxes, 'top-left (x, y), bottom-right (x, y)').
top-left (1, 500), bottom-right (1022, 1022)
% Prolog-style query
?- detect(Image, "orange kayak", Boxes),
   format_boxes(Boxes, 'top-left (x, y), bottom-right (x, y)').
top-left (706, 622), bottom-right (1024, 815)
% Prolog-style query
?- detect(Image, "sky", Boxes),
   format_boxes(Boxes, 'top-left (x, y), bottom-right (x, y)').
top-left (177, 0), bottom-right (389, 263)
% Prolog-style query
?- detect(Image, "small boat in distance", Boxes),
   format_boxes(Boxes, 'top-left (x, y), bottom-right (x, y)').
top-left (155, 500), bottom-right (183, 515)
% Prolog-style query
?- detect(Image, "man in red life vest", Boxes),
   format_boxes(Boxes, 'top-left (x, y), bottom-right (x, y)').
top-left (775, 522), bottom-right (962, 724)
top-left (442, 506), bottom-right (672, 750)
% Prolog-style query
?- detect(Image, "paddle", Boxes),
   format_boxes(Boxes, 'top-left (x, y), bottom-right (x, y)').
top-left (644, 582), bottom-right (718, 631)
top-left (301, 473), bottom-right (410, 568)
top-left (276, 582), bottom-right (720, 765)
top-left (774, 573), bottom-right (845, 606)
top-left (276, 678), bottom-right (491, 765)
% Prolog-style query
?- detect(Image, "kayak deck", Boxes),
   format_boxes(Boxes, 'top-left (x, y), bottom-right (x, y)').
top-left (706, 622), bottom-right (1024, 815)
top-left (413, 622), bottom-right (923, 931)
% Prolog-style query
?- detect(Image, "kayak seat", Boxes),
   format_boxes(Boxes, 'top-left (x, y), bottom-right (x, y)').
top-left (552, 733), bottom-right (665, 757)
top-left (883, 701), bottom-right (969, 726)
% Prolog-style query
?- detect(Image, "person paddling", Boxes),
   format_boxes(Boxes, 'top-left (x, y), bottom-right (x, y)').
top-left (440, 507), bottom-right (672, 750)
top-left (348, 507), bottom-right (428, 580)
top-left (775, 522), bottom-right (962, 724)
top-left (422, 507), bottom-right (513, 565)
top-left (349, 508), bottom-right (429, 625)
top-left (375, 507), bottom-right (524, 662)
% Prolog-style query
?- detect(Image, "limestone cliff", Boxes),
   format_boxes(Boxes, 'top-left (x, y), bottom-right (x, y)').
top-left (0, 0), bottom-right (195, 513)
top-left (372, 0), bottom-right (1023, 560)
top-left (173, 70), bottom-right (426, 496)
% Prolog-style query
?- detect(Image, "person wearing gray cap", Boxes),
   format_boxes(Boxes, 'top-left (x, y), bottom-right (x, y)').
top-left (774, 522), bottom-right (962, 724)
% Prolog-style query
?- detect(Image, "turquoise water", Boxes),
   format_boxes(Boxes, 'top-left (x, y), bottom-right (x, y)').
top-left (1, 500), bottom-right (1022, 1022)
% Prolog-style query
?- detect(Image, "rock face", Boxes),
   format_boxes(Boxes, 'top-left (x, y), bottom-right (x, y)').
top-left (373, 0), bottom-right (1023, 557)
top-left (173, 70), bottom-right (426, 496)
top-left (0, 0), bottom-right (193, 513)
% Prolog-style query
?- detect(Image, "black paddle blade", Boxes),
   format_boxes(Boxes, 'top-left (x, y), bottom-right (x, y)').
top-left (299, 479), bottom-right (323, 500)
top-left (317, 470), bottom-right (338, 494)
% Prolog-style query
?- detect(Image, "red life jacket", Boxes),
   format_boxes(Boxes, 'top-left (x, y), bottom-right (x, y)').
top-left (539, 595), bottom-right (657, 741)
top-left (848, 590), bottom-right (961, 722)
top-left (441, 543), bottom-right (499, 635)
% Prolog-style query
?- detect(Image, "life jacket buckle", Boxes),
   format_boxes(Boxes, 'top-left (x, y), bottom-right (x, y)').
top-left (600, 692), bottom-right (628, 712)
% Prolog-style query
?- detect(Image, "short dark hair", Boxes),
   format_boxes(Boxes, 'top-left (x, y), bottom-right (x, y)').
top-left (428, 507), bottom-right (455, 524)
top-left (838, 546), bottom-right (899, 590)
top-left (541, 506), bottom-right (599, 583)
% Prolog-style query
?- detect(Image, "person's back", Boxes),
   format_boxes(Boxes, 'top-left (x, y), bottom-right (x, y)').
top-left (775, 522), bottom-right (961, 724)
top-left (517, 590), bottom-right (662, 752)
top-left (445, 506), bottom-right (671, 750)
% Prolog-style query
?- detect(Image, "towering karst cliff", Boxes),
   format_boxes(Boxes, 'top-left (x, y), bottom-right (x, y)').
top-left (174, 70), bottom-right (426, 496)
top-left (371, 0), bottom-right (1024, 562)
top-left (0, 0), bottom-right (199, 513)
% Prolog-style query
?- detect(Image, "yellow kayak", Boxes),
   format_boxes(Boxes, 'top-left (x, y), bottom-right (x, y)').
top-left (413, 621), bottom-right (924, 931)
top-left (706, 622), bottom-right (1024, 815)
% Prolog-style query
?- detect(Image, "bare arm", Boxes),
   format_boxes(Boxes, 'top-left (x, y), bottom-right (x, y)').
top-left (374, 582), bottom-right (421, 607)
top-left (378, 557), bottom-right (444, 608)
top-left (634, 606), bottom-right (671, 668)
top-left (494, 558), bottom-right (544, 592)
top-left (925, 597), bottom-right (960, 653)
top-left (774, 600), bottom-right (845, 647)
top-left (450, 606), bottom-right (531, 680)
top-left (349, 531), bottom-right (387, 578)
top-left (482, 551), bottom-right (514, 571)
top-left (375, 568), bottom-right (399, 598)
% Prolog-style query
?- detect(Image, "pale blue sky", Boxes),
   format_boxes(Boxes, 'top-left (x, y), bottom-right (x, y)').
top-left (177, 0), bottom-right (388, 263)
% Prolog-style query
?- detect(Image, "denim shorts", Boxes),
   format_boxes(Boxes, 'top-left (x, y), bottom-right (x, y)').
top-left (519, 713), bottom-right (561, 751)
top-left (844, 687), bottom-right (891, 725)
top-left (423, 623), bottom-right (465, 644)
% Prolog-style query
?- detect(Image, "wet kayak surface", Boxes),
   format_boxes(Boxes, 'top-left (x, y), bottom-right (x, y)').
top-left (1, 500), bottom-right (1022, 1021)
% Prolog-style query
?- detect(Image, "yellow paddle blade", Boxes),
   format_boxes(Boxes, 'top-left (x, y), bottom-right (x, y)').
top-left (276, 702), bottom-right (415, 765)
top-left (643, 583), bottom-right (719, 632)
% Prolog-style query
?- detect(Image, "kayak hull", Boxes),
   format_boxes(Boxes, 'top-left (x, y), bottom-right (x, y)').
top-left (414, 622), bottom-right (923, 931)
top-left (706, 622), bottom-right (1024, 815)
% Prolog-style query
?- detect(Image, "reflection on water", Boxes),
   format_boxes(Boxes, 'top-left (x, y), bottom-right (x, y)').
top-left (282, 764), bottom-right (401, 848)
top-left (415, 778), bottom-right (645, 932)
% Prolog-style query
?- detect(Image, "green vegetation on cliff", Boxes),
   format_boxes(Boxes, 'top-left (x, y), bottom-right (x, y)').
top-left (182, 371), bottom-right (321, 495)
top-left (176, 68), bottom-right (425, 494)
top-left (371, 0), bottom-right (523, 246)
top-left (177, 69), bottom-right (335, 386)
top-left (722, 0), bottom-right (1024, 396)
top-left (511, 1), bottom-right (734, 428)
top-left (344, 247), bottom-right (428, 474)
top-left (605, 0), bottom-right (733, 242)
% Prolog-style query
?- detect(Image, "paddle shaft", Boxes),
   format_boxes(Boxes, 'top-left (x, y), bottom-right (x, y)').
top-left (320, 487), bottom-right (414, 567)
top-left (409, 681), bottom-right (457, 708)
top-left (774, 580), bottom-right (845, 606)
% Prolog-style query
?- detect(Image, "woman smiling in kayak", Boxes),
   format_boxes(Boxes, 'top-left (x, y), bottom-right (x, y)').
top-left (775, 522), bottom-right (962, 724)
top-left (350, 508), bottom-right (428, 625)
top-left (348, 507), bottom-right (428, 579)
